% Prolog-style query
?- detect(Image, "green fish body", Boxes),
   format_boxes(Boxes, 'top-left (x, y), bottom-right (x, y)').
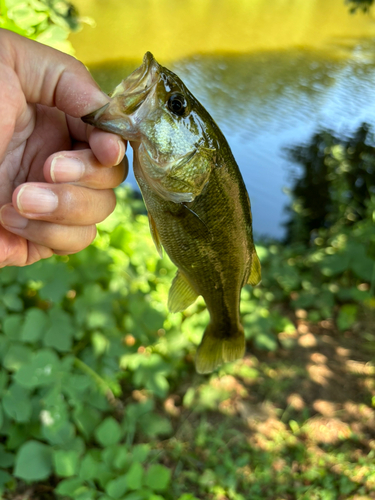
top-left (83, 52), bottom-right (261, 373)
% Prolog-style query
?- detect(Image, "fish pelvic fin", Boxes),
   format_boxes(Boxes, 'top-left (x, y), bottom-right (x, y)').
top-left (247, 249), bottom-right (261, 286)
top-left (195, 324), bottom-right (246, 374)
top-left (168, 270), bottom-right (199, 313)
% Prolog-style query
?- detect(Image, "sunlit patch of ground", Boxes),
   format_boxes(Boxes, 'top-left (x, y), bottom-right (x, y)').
top-left (164, 310), bottom-right (375, 499)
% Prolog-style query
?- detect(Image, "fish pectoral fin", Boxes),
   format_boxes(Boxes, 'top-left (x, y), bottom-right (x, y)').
top-left (148, 213), bottom-right (163, 258)
top-left (168, 270), bottom-right (199, 313)
top-left (195, 324), bottom-right (245, 374)
top-left (179, 203), bottom-right (213, 242)
top-left (247, 249), bottom-right (262, 286)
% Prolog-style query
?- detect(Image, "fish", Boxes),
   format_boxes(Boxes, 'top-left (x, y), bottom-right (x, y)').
top-left (82, 52), bottom-right (261, 374)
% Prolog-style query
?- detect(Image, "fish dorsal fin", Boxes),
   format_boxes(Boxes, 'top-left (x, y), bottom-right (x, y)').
top-left (247, 249), bottom-right (261, 286)
top-left (147, 213), bottom-right (163, 258)
top-left (168, 270), bottom-right (199, 313)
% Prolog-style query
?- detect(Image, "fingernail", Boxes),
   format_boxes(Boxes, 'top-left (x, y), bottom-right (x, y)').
top-left (116, 140), bottom-right (126, 166)
top-left (0, 206), bottom-right (28, 229)
top-left (51, 156), bottom-right (84, 183)
top-left (17, 185), bottom-right (58, 214)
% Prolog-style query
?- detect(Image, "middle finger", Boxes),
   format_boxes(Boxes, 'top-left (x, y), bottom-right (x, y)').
top-left (44, 148), bottom-right (128, 188)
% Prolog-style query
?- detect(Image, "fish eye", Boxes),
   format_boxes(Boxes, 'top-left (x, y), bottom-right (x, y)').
top-left (167, 93), bottom-right (187, 116)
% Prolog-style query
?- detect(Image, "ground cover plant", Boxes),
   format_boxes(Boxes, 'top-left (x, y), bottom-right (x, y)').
top-left (0, 176), bottom-right (374, 499)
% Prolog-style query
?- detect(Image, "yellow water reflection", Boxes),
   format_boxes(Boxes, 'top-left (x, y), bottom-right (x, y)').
top-left (70, 0), bottom-right (375, 64)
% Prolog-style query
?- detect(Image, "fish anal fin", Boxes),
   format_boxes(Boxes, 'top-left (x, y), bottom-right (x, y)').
top-left (148, 212), bottom-right (163, 258)
top-left (247, 249), bottom-right (261, 286)
top-left (195, 324), bottom-right (245, 374)
top-left (168, 270), bottom-right (199, 313)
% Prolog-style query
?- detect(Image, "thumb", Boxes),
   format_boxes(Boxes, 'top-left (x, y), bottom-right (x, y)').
top-left (0, 28), bottom-right (109, 117)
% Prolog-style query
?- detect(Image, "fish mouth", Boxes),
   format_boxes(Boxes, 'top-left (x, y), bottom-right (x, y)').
top-left (82, 52), bottom-right (160, 138)
top-left (111, 51), bottom-right (159, 98)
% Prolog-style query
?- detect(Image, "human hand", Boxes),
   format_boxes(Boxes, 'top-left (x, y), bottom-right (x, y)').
top-left (0, 29), bottom-right (127, 267)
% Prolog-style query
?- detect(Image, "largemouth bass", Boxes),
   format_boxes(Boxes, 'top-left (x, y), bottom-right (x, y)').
top-left (83, 52), bottom-right (261, 374)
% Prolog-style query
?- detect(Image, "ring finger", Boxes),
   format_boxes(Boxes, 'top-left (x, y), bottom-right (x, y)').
top-left (0, 206), bottom-right (97, 254)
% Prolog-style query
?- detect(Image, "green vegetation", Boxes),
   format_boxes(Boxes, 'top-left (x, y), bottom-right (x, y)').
top-left (285, 124), bottom-right (375, 245)
top-left (0, 0), bottom-right (83, 54)
top-left (0, 178), bottom-right (374, 499)
top-left (347, 0), bottom-right (374, 13)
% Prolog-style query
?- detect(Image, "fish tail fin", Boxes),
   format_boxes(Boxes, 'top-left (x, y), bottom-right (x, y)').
top-left (195, 323), bottom-right (245, 374)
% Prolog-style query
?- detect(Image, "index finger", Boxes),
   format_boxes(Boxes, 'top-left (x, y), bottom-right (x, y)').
top-left (0, 28), bottom-right (108, 117)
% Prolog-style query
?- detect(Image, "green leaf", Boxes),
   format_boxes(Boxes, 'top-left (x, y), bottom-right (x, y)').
top-left (2, 383), bottom-right (32, 422)
top-left (337, 304), bottom-right (358, 331)
top-left (53, 449), bottom-right (80, 477)
top-left (0, 335), bottom-right (10, 363)
top-left (14, 440), bottom-right (53, 481)
top-left (254, 331), bottom-right (278, 351)
top-left (126, 462), bottom-right (144, 490)
top-left (62, 373), bottom-right (92, 401)
top-left (56, 477), bottom-right (85, 496)
top-left (20, 308), bottom-right (48, 342)
top-left (3, 343), bottom-right (33, 372)
top-left (40, 388), bottom-right (75, 446)
top-left (0, 445), bottom-right (14, 467)
top-left (42, 416), bottom-right (75, 447)
top-left (0, 267), bottom-right (18, 285)
top-left (44, 308), bottom-right (74, 351)
top-left (79, 453), bottom-right (100, 481)
top-left (2, 288), bottom-right (23, 311)
top-left (5, 424), bottom-right (29, 451)
top-left (38, 262), bottom-right (73, 302)
top-left (7, 4), bottom-right (48, 29)
top-left (3, 314), bottom-right (23, 340)
top-left (145, 464), bottom-right (171, 491)
top-left (14, 349), bottom-right (60, 388)
top-left (87, 310), bottom-right (113, 329)
top-left (0, 469), bottom-right (12, 489)
top-left (131, 444), bottom-right (150, 463)
top-left (95, 417), bottom-right (122, 447)
top-left (73, 405), bottom-right (102, 439)
top-left (321, 253), bottom-right (350, 277)
top-left (105, 475), bottom-right (129, 499)
top-left (123, 489), bottom-right (157, 500)
top-left (112, 446), bottom-right (130, 470)
top-left (139, 412), bottom-right (172, 439)
top-left (35, 24), bottom-right (73, 53)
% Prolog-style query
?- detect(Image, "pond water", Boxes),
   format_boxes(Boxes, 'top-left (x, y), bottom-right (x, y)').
top-left (70, 0), bottom-right (375, 239)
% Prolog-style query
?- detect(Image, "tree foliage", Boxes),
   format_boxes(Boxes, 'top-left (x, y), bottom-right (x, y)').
top-left (0, 0), bottom-right (82, 54)
top-left (346, 0), bottom-right (374, 13)
top-left (285, 123), bottom-right (375, 245)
